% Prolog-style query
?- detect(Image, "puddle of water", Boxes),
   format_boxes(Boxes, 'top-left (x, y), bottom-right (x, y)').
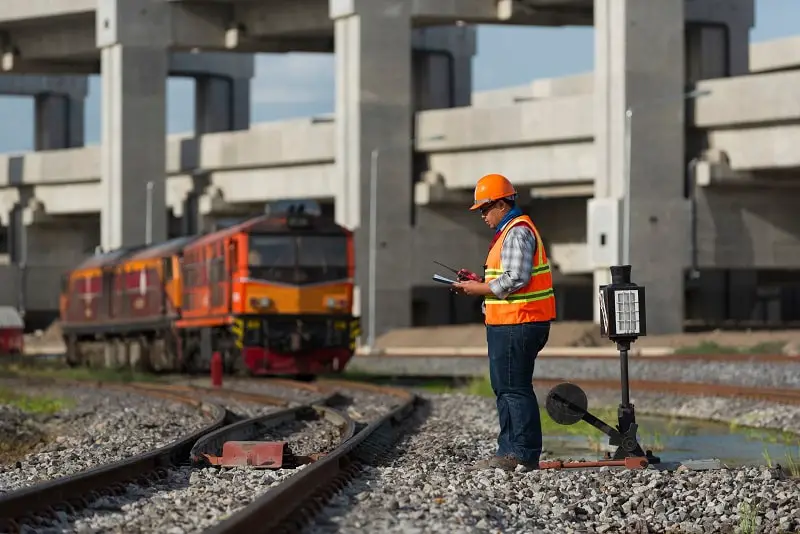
top-left (544, 414), bottom-right (799, 467)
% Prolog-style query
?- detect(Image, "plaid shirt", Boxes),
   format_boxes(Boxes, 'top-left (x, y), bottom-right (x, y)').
top-left (482, 224), bottom-right (537, 315)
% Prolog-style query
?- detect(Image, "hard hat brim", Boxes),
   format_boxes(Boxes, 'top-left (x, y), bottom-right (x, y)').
top-left (470, 198), bottom-right (490, 211)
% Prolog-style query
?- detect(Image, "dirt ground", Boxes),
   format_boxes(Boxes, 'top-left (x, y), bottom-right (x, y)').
top-left (376, 321), bottom-right (800, 353)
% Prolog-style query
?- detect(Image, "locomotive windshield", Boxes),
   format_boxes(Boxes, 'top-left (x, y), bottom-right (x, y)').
top-left (248, 234), bottom-right (348, 284)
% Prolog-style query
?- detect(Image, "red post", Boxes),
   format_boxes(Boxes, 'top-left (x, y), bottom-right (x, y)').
top-left (211, 352), bottom-right (223, 388)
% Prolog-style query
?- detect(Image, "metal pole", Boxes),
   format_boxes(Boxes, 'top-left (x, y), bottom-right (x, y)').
top-left (367, 149), bottom-right (379, 351)
top-left (622, 108), bottom-right (632, 266)
top-left (621, 89), bottom-right (712, 267)
top-left (145, 181), bottom-right (154, 245)
top-left (18, 219), bottom-right (27, 319)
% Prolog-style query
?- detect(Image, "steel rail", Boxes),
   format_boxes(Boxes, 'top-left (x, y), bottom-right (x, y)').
top-left (190, 401), bottom-right (355, 469)
top-left (0, 386), bottom-right (232, 534)
top-left (201, 381), bottom-right (419, 534)
top-left (533, 378), bottom-right (800, 405)
top-left (126, 381), bottom-right (294, 408)
top-left (363, 351), bottom-right (799, 363)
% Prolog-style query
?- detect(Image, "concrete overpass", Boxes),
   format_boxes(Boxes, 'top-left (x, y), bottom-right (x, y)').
top-left (1, 0), bottom-right (797, 337)
top-left (5, 58), bottom-right (800, 323)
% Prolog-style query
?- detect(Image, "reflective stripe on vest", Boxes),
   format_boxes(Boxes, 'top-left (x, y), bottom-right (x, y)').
top-left (483, 215), bottom-right (556, 325)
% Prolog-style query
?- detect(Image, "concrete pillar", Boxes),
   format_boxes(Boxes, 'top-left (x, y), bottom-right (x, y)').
top-left (685, 0), bottom-right (754, 81)
top-left (97, 0), bottom-right (169, 250)
top-left (592, 0), bottom-right (689, 335)
top-left (34, 94), bottom-right (85, 150)
top-left (412, 26), bottom-right (476, 110)
top-left (332, 0), bottom-right (414, 340)
top-left (195, 76), bottom-right (251, 134)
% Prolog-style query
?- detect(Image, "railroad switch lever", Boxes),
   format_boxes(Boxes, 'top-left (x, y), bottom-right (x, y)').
top-left (544, 265), bottom-right (660, 468)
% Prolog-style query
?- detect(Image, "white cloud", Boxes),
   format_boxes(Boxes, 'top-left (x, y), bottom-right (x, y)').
top-left (251, 53), bottom-right (334, 105)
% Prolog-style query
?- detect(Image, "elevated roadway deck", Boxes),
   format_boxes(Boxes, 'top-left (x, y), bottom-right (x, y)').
top-left (1, 67), bottom-right (797, 217)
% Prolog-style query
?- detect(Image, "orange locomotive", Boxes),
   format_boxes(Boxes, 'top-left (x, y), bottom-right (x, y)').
top-left (59, 204), bottom-right (360, 376)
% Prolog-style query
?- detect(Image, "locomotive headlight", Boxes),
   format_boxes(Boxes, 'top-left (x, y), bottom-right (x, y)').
top-left (326, 297), bottom-right (345, 310)
top-left (250, 297), bottom-right (272, 309)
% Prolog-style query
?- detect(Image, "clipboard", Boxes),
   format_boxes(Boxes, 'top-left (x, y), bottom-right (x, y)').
top-left (432, 274), bottom-right (457, 285)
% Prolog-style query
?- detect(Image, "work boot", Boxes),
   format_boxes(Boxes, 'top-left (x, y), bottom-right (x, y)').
top-left (468, 455), bottom-right (539, 472)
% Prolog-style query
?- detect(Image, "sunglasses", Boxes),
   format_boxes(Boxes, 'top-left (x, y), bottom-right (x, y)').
top-left (479, 201), bottom-right (497, 215)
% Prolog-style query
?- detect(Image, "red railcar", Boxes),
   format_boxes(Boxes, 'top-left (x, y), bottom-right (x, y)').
top-left (0, 307), bottom-right (24, 355)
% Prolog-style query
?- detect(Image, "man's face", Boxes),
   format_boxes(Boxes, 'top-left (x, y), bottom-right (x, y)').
top-left (479, 201), bottom-right (506, 229)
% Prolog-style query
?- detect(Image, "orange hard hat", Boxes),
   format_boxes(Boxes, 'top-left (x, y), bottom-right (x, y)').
top-left (469, 173), bottom-right (517, 210)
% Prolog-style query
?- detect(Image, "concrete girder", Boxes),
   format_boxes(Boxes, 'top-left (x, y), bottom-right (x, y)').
top-left (197, 186), bottom-right (254, 216)
top-left (414, 171), bottom-right (473, 206)
top-left (21, 198), bottom-right (54, 225)
top-left (0, 2), bottom-right (94, 25)
top-left (0, 74), bottom-right (87, 98)
top-left (234, 0), bottom-right (331, 37)
top-left (0, 189), bottom-right (21, 226)
top-left (2, 50), bottom-right (256, 81)
top-left (330, 0), bottom-right (592, 25)
top-left (2, 17), bottom-right (96, 61)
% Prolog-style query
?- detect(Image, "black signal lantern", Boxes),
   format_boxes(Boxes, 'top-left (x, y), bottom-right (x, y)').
top-left (598, 264), bottom-right (647, 344)
top-left (544, 264), bottom-right (660, 469)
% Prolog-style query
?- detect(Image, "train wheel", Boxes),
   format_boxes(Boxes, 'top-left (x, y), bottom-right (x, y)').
top-left (293, 374), bottom-right (316, 382)
top-left (65, 336), bottom-right (80, 368)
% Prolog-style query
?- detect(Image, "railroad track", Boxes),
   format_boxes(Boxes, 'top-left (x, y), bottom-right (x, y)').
top-left (0, 378), bottom-right (420, 534)
top-left (357, 350), bottom-right (800, 363)
top-left (533, 378), bottom-right (800, 405)
top-left (0, 381), bottom-right (231, 533)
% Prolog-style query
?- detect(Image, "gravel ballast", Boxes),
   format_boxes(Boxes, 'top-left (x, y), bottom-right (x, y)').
top-left (31, 407), bottom-right (346, 533)
top-left (309, 393), bottom-right (800, 534)
top-left (348, 356), bottom-right (800, 389)
top-left (0, 381), bottom-right (212, 495)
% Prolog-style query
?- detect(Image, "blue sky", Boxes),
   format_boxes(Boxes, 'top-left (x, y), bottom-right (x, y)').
top-left (0, 0), bottom-right (797, 154)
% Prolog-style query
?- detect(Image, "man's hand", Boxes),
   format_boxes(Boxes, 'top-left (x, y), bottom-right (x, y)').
top-left (452, 280), bottom-right (492, 296)
top-left (456, 269), bottom-right (481, 282)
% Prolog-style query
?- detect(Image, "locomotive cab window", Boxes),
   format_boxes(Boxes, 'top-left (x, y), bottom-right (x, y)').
top-left (297, 235), bottom-right (349, 282)
top-left (247, 235), bottom-right (296, 282)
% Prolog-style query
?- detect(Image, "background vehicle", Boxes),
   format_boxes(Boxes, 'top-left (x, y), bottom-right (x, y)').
top-left (59, 202), bottom-right (360, 377)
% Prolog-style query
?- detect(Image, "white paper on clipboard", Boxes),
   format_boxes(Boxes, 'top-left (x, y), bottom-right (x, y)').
top-left (432, 274), bottom-right (457, 285)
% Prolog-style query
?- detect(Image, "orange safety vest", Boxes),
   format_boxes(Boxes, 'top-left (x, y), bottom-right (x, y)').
top-left (483, 215), bottom-right (556, 325)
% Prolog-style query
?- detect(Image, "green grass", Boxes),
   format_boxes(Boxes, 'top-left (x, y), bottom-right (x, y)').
top-left (0, 361), bottom-right (166, 385)
top-left (762, 445), bottom-right (800, 478)
top-left (0, 387), bottom-right (73, 415)
top-left (737, 501), bottom-right (760, 534)
top-left (674, 340), bottom-right (786, 355)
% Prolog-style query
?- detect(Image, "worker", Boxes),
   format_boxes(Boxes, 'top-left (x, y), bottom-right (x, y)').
top-left (452, 173), bottom-right (556, 472)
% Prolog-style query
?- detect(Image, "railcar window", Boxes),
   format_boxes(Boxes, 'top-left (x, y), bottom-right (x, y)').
top-left (247, 234), bottom-right (348, 283)
top-left (248, 236), bottom-right (295, 281)
top-left (297, 236), bottom-right (348, 268)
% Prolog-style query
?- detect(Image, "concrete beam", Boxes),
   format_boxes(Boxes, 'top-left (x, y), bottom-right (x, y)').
top-left (171, 52), bottom-right (254, 80)
top-left (0, 74), bottom-right (86, 98)
top-left (4, 19), bottom-right (96, 61)
top-left (0, 58), bottom-right (98, 75)
top-left (416, 94), bottom-right (593, 151)
top-left (750, 36), bottom-right (800, 73)
top-left (0, 1), bottom-right (94, 24)
top-left (693, 71), bottom-right (800, 128)
top-left (414, 171), bottom-right (473, 206)
top-left (235, 0), bottom-right (331, 36)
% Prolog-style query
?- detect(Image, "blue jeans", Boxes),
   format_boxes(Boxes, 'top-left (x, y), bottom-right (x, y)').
top-left (486, 321), bottom-right (550, 464)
